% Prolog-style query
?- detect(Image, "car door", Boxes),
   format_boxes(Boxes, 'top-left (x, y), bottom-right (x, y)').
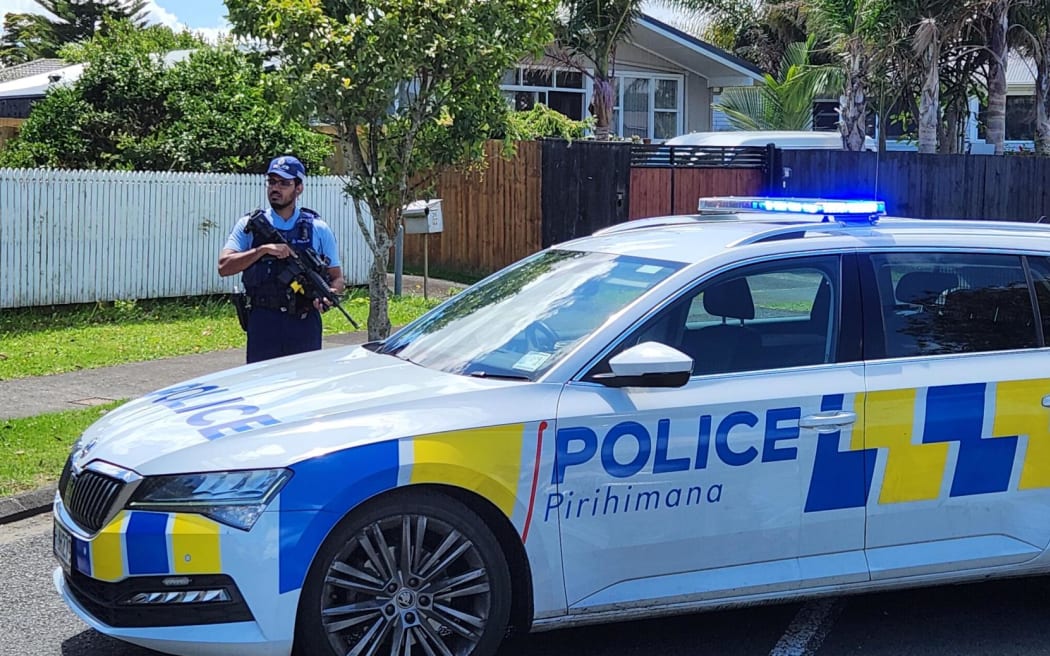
top-left (555, 253), bottom-right (872, 611)
top-left (858, 251), bottom-right (1050, 580)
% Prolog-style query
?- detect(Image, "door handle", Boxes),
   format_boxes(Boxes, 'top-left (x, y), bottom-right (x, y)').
top-left (799, 411), bottom-right (857, 433)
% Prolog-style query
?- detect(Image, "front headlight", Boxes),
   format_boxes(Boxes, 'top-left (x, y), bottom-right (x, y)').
top-left (128, 468), bottom-right (292, 531)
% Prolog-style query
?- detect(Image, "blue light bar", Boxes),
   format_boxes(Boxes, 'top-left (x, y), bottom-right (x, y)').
top-left (698, 197), bottom-right (886, 219)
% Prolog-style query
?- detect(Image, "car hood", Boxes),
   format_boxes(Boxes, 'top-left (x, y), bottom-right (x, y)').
top-left (73, 345), bottom-right (559, 475)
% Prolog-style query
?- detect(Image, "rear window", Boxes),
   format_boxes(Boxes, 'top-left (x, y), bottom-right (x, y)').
top-left (870, 252), bottom-right (1038, 358)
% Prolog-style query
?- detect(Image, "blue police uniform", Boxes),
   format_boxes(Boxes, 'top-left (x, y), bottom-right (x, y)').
top-left (223, 157), bottom-right (342, 363)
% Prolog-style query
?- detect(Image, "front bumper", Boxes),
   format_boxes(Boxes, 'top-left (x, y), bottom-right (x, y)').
top-left (52, 495), bottom-right (300, 656)
top-left (54, 568), bottom-right (290, 656)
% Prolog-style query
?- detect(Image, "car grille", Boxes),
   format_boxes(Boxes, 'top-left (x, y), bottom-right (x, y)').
top-left (60, 459), bottom-right (126, 533)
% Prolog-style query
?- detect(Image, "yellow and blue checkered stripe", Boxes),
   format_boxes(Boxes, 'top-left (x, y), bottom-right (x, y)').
top-left (805, 381), bottom-right (1050, 512)
top-left (72, 511), bottom-right (222, 582)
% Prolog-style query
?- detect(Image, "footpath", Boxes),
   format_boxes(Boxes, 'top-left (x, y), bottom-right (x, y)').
top-left (0, 274), bottom-right (461, 524)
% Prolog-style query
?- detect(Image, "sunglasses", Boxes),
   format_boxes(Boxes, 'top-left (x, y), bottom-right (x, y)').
top-left (266, 178), bottom-right (296, 189)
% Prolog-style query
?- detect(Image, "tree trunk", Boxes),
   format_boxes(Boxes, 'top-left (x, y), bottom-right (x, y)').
top-left (939, 97), bottom-right (965, 154)
top-left (986, 0), bottom-right (1009, 155)
top-left (840, 46), bottom-right (868, 151)
top-left (918, 28), bottom-right (940, 154)
top-left (355, 198), bottom-right (393, 341)
top-left (1036, 34), bottom-right (1050, 156)
top-left (367, 246), bottom-right (391, 341)
top-left (591, 75), bottom-right (615, 141)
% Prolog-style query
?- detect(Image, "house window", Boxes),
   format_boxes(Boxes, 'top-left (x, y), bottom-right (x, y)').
top-left (977, 95), bottom-right (1035, 141)
top-left (1006, 95), bottom-right (1035, 141)
top-left (612, 74), bottom-right (682, 140)
top-left (501, 67), bottom-right (585, 120)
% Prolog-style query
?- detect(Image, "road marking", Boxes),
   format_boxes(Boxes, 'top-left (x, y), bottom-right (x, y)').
top-left (769, 598), bottom-right (844, 656)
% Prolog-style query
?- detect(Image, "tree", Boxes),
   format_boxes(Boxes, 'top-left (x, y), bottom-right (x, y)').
top-left (0, 21), bottom-right (331, 174)
top-left (226, 0), bottom-right (556, 340)
top-left (1015, 0), bottom-right (1050, 154)
top-left (713, 37), bottom-right (841, 130)
top-left (803, 0), bottom-right (894, 151)
top-left (551, 0), bottom-right (717, 141)
top-left (0, 0), bottom-right (148, 65)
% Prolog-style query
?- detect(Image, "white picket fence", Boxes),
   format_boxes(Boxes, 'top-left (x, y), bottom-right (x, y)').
top-left (0, 169), bottom-right (374, 308)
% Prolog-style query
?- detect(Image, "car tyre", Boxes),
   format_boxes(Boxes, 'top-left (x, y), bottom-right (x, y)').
top-left (295, 489), bottom-right (512, 656)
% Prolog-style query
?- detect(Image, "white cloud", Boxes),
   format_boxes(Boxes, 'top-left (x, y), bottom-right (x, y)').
top-left (1, 0), bottom-right (229, 42)
top-left (141, 0), bottom-right (181, 30)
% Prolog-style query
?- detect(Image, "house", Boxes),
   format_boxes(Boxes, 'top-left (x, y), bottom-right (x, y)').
top-left (499, 13), bottom-right (764, 142)
top-left (0, 20), bottom-right (763, 146)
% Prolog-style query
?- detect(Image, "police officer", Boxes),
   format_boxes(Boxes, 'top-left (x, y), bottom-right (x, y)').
top-left (218, 155), bottom-right (345, 363)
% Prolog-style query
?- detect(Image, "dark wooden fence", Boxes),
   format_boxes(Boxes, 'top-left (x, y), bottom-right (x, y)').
top-left (780, 150), bottom-right (1050, 222)
top-left (541, 140), bottom-right (632, 246)
top-left (399, 140), bottom-right (769, 274)
top-left (627, 145), bottom-right (772, 218)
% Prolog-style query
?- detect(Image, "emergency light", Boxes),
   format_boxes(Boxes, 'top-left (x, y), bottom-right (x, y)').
top-left (698, 197), bottom-right (886, 222)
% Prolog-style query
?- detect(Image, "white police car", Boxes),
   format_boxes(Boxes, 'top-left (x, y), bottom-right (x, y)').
top-left (54, 197), bottom-right (1050, 656)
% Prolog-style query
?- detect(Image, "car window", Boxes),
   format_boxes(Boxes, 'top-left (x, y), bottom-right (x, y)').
top-left (376, 249), bottom-right (682, 380)
top-left (605, 255), bottom-right (839, 376)
top-left (870, 252), bottom-right (1038, 358)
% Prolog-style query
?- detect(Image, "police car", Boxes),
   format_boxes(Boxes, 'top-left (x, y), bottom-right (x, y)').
top-left (53, 197), bottom-right (1050, 656)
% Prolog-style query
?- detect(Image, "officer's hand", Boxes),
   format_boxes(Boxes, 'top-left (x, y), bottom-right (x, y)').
top-left (313, 297), bottom-right (334, 312)
top-left (264, 244), bottom-right (293, 259)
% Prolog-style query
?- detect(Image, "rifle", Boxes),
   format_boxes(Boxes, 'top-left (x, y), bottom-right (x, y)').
top-left (245, 211), bottom-right (360, 329)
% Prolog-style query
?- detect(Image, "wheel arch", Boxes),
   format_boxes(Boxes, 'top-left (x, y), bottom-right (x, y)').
top-left (309, 483), bottom-right (535, 636)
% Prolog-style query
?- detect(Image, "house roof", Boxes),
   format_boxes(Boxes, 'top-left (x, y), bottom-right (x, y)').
top-left (0, 63), bottom-right (84, 99)
top-left (0, 50), bottom-right (195, 100)
top-left (632, 14), bottom-right (765, 87)
top-left (0, 58), bottom-right (68, 84)
top-left (1007, 52), bottom-right (1036, 87)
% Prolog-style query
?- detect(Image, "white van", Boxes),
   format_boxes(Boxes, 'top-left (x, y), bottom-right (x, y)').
top-left (666, 130), bottom-right (877, 151)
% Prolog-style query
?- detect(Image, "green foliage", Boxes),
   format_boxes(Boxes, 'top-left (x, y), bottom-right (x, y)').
top-left (0, 23), bottom-right (331, 173)
top-left (58, 17), bottom-right (204, 62)
top-left (0, 0), bottom-right (148, 65)
top-left (714, 37), bottom-right (841, 130)
top-left (226, 0), bottom-right (557, 339)
top-left (503, 104), bottom-right (595, 141)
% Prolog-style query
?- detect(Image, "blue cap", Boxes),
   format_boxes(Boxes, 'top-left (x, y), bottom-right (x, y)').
top-left (267, 155), bottom-right (306, 181)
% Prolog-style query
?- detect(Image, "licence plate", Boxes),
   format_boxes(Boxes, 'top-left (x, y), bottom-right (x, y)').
top-left (53, 520), bottom-right (73, 575)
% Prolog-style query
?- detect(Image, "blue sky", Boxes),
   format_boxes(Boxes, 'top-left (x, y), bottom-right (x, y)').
top-left (1, 0), bottom-right (231, 38)
top-left (1, 1), bottom-right (687, 39)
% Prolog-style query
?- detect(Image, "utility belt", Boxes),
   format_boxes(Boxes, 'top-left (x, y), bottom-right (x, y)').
top-left (249, 292), bottom-right (314, 316)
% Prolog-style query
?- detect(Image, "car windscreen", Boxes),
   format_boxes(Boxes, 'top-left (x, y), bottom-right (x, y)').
top-left (375, 249), bottom-right (682, 380)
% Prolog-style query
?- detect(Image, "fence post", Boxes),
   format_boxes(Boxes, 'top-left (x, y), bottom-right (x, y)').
top-left (764, 143), bottom-right (780, 195)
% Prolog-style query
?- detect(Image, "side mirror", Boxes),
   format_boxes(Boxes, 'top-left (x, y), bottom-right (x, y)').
top-left (590, 341), bottom-right (693, 388)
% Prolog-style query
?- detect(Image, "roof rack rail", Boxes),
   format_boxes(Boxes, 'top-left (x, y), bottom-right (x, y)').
top-left (729, 216), bottom-right (1050, 247)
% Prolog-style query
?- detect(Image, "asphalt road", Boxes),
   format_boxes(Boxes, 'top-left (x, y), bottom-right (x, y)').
top-left (5, 512), bottom-right (1050, 656)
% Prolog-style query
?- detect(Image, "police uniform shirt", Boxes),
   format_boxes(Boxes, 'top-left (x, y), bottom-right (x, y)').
top-left (224, 207), bottom-right (342, 268)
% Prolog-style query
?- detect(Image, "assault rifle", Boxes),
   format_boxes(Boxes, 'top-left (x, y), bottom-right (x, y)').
top-left (245, 211), bottom-right (360, 329)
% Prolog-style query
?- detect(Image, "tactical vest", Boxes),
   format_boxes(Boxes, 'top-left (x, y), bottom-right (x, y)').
top-left (242, 209), bottom-right (320, 314)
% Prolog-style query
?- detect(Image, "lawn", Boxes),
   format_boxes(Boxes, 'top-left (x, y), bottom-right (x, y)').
top-left (0, 288), bottom-right (446, 494)
top-left (0, 290), bottom-right (442, 380)
top-left (0, 402), bottom-right (124, 496)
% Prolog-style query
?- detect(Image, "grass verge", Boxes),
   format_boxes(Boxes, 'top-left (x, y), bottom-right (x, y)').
top-left (0, 290), bottom-right (442, 381)
top-left (0, 401), bottom-right (125, 497)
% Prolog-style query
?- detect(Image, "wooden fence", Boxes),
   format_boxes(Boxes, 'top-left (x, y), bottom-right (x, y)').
top-left (780, 150), bottom-right (1050, 222)
top-left (400, 140), bottom-right (772, 274)
top-left (400, 140), bottom-right (543, 275)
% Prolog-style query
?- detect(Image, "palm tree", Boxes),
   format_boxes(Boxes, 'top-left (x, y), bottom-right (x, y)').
top-left (1014, 1), bottom-right (1050, 154)
top-left (551, 0), bottom-right (717, 140)
top-left (0, 0), bottom-right (148, 65)
top-left (714, 37), bottom-right (842, 130)
top-left (802, 0), bottom-right (895, 151)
